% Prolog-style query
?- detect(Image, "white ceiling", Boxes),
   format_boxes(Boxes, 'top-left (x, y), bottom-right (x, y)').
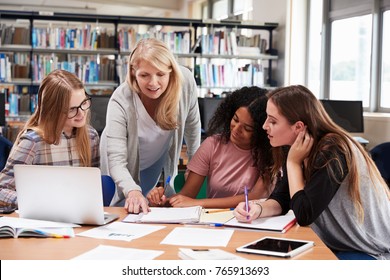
top-left (0, 0), bottom-right (190, 17)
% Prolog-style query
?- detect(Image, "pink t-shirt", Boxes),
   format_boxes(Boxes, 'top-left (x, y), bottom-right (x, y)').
top-left (187, 135), bottom-right (259, 198)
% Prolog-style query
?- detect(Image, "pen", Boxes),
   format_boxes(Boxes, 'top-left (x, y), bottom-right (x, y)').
top-left (209, 223), bottom-right (224, 227)
top-left (244, 186), bottom-right (249, 220)
top-left (163, 175), bottom-right (171, 192)
top-left (282, 218), bottom-right (297, 233)
top-left (205, 208), bottom-right (234, 214)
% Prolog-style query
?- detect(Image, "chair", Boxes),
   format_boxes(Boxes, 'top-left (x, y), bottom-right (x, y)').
top-left (370, 142), bottom-right (390, 187)
top-left (173, 172), bottom-right (207, 199)
top-left (101, 175), bottom-right (116, 206)
top-left (0, 135), bottom-right (13, 171)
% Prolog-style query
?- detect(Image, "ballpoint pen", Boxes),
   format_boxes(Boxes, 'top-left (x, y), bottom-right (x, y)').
top-left (164, 175), bottom-right (171, 193)
top-left (244, 186), bottom-right (249, 220)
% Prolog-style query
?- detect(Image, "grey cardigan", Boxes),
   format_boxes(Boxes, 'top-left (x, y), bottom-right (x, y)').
top-left (100, 66), bottom-right (201, 205)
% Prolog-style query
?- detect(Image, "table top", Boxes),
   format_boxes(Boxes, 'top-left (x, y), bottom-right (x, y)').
top-left (0, 207), bottom-right (337, 260)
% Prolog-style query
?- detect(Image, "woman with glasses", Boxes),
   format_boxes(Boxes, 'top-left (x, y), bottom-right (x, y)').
top-left (99, 38), bottom-right (201, 213)
top-left (0, 69), bottom-right (100, 207)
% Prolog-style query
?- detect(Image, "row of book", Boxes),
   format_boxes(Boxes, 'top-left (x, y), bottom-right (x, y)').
top-left (1, 85), bottom-right (38, 117)
top-left (196, 31), bottom-right (267, 55)
top-left (194, 62), bottom-right (265, 88)
top-left (2, 25), bottom-right (266, 55)
top-left (31, 54), bottom-right (115, 83)
top-left (32, 26), bottom-right (116, 50)
top-left (0, 25), bottom-right (30, 46)
top-left (0, 53), bottom-right (30, 82)
top-left (1, 52), bottom-right (115, 83)
top-left (117, 27), bottom-right (191, 53)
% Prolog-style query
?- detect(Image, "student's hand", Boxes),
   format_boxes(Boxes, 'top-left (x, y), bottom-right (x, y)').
top-left (125, 190), bottom-right (150, 214)
top-left (147, 187), bottom-right (167, 207)
top-left (169, 194), bottom-right (198, 207)
top-left (288, 129), bottom-right (314, 165)
top-left (233, 201), bottom-right (262, 223)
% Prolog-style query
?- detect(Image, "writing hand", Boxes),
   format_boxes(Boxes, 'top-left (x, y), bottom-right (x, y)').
top-left (125, 190), bottom-right (150, 214)
top-left (233, 201), bottom-right (261, 223)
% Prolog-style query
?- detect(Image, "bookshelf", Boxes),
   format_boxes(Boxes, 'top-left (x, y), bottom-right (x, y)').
top-left (0, 10), bottom-right (279, 140)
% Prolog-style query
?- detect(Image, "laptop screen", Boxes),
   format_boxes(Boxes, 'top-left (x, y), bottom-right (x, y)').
top-left (14, 165), bottom-right (117, 225)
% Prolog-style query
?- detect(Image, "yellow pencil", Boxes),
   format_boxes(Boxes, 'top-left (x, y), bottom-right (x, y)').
top-left (205, 208), bottom-right (234, 214)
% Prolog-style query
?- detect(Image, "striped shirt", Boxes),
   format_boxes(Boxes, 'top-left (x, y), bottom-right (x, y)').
top-left (0, 126), bottom-right (100, 206)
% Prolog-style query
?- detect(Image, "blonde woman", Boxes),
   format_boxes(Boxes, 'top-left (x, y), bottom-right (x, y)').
top-left (234, 85), bottom-right (390, 260)
top-left (100, 38), bottom-right (201, 213)
top-left (0, 69), bottom-right (100, 207)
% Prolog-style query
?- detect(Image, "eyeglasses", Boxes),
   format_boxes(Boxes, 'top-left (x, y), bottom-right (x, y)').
top-left (67, 96), bottom-right (92, 119)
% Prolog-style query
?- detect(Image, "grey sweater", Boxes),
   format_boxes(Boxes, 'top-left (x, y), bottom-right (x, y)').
top-left (100, 66), bottom-right (201, 205)
top-left (311, 147), bottom-right (390, 260)
top-left (270, 143), bottom-right (390, 259)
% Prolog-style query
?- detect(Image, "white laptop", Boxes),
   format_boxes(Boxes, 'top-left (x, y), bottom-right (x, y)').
top-left (14, 165), bottom-right (118, 225)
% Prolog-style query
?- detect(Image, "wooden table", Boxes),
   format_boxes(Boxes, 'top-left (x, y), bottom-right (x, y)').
top-left (0, 207), bottom-right (337, 260)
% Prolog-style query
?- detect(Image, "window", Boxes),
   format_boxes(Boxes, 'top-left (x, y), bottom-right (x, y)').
top-left (381, 10), bottom-right (390, 108)
top-left (330, 15), bottom-right (372, 105)
top-left (307, 0), bottom-right (390, 112)
top-left (307, 0), bottom-right (323, 97)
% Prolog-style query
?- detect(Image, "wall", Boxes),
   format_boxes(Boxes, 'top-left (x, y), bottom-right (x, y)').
top-left (359, 114), bottom-right (390, 150)
top-left (252, 0), bottom-right (287, 87)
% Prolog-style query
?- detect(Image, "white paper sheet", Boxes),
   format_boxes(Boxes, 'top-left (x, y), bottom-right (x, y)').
top-left (77, 222), bottom-right (165, 241)
top-left (161, 227), bottom-right (234, 247)
top-left (72, 245), bottom-right (164, 260)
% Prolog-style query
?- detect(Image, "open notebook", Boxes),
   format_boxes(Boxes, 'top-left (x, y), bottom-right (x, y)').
top-left (224, 210), bottom-right (297, 233)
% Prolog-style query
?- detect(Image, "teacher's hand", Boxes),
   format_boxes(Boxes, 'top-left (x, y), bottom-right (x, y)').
top-left (125, 190), bottom-right (150, 214)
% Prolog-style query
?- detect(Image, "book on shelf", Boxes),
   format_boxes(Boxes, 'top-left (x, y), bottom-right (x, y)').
top-left (122, 206), bottom-right (202, 224)
top-left (178, 248), bottom-right (246, 260)
top-left (224, 210), bottom-right (297, 233)
top-left (0, 216), bottom-right (77, 238)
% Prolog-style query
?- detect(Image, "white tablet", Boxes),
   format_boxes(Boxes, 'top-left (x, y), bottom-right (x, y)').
top-left (236, 236), bottom-right (314, 258)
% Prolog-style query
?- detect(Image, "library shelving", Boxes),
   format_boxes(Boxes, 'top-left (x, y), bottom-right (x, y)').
top-left (0, 10), bottom-right (279, 140)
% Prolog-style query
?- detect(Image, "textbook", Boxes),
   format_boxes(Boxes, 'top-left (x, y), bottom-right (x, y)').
top-left (224, 210), bottom-right (297, 233)
top-left (0, 216), bottom-right (77, 238)
top-left (122, 206), bottom-right (202, 224)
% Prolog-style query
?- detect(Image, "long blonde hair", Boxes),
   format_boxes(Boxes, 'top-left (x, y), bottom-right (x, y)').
top-left (127, 38), bottom-right (182, 130)
top-left (16, 69), bottom-right (92, 166)
top-left (267, 85), bottom-right (390, 222)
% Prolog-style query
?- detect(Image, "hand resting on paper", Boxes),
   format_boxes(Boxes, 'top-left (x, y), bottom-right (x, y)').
top-left (125, 190), bottom-right (150, 214)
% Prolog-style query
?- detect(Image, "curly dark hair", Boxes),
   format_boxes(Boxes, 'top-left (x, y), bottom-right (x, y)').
top-left (207, 86), bottom-right (273, 177)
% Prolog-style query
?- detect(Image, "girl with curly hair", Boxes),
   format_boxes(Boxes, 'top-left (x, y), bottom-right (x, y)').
top-left (148, 86), bottom-right (274, 208)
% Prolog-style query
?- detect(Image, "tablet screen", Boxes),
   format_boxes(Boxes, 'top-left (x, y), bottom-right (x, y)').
top-left (246, 237), bottom-right (307, 253)
top-left (236, 237), bottom-right (314, 258)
